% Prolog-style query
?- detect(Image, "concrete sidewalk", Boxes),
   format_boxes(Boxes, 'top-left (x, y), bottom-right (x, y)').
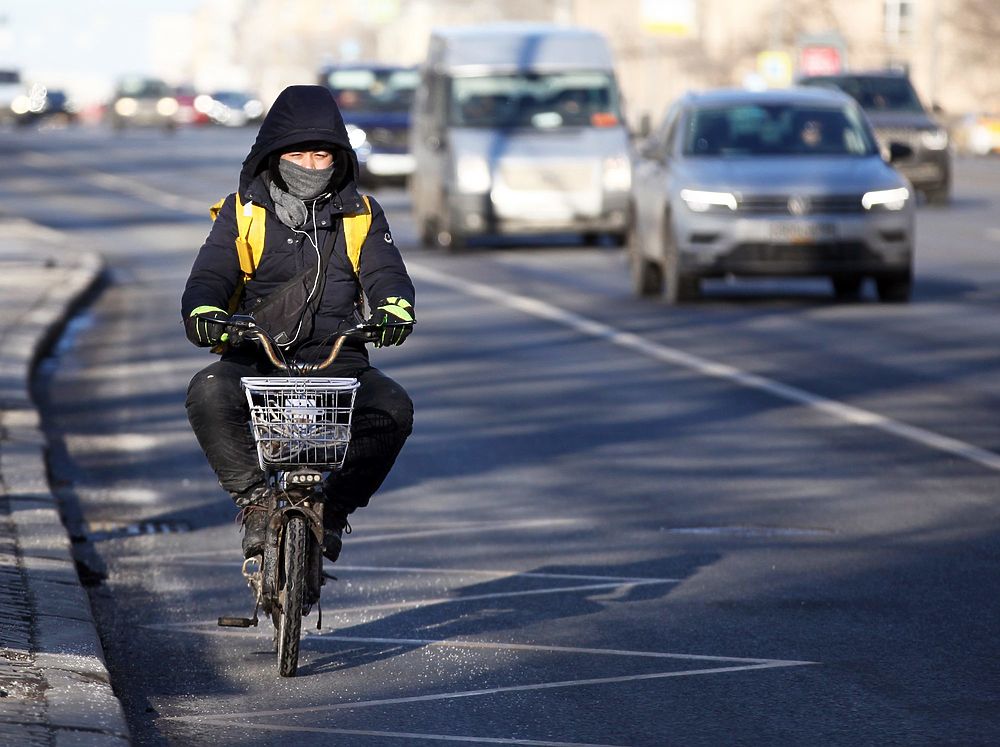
top-left (0, 220), bottom-right (130, 746)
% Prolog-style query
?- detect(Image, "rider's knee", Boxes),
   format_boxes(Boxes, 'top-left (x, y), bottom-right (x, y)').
top-left (186, 366), bottom-right (240, 409)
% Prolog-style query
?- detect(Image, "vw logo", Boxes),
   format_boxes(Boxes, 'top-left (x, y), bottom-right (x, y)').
top-left (788, 196), bottom-right (809, 216)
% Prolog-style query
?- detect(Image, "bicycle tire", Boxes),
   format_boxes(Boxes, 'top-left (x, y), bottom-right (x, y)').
top-left (277, 515), bottom-right (307, 676)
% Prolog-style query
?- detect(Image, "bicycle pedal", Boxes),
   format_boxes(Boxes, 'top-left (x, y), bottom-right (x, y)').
top-left (218, 616), bottom-right (257, 628)
top-left (322, 571), bottom-right (338, 581)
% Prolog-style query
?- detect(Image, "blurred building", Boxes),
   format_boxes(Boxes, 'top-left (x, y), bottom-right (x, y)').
top-left (165, 0), bottom-right (999, 124)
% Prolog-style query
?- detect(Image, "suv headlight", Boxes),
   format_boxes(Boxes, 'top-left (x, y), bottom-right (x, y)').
top-left (920, 128), bottom-right (949, 150)
top-left (862, 187), bottom-right (909, 211)
top-left (456, 155), bottom-right (491, 193)
top-left (679, 189), bottom-right (737, 212)
top-left (346, 124), bottom-right (367, 149)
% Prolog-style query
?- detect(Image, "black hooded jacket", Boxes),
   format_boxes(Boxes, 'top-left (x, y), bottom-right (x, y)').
top-left (181, 85), bottom-right (414, 366)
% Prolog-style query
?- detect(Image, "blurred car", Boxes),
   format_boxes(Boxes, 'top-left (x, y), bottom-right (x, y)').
top-left (203, 90), bottom-right (265, 127)
top-left (629, 87), bottom-right (915, 304)
top-left (319, 64), bottom-right (419, 183)
top-left (799, 71), bottom-right (951, 204)
top-left (172, 85), bottom-right (211, 127)
top-left (108, 76), bottom-right (177, 130)
top-left (0, 69), bottom-right (26, 124)
top-left (11, 84), bottom-right (77, 126)
top-left (952, 111), bottom-right (1000, 155)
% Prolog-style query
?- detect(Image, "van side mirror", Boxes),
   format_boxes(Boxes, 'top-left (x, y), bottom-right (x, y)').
top-left (637, 113), bottom-right (652, 139)
top-left (888, 142), bottom-right (913, 162)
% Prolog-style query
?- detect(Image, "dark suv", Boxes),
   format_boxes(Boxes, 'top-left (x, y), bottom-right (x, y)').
top-left (799, 72), bottom-right (951, 204)
top-left (318, 64), bottom-right (419, 184)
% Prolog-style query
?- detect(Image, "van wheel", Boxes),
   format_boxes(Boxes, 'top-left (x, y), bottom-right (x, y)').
top-left (876, 271), bottom-right (912, 303)
top-left (437, 225), bottom-right (466, 253)
top-left (831, 274), bottom-right (863, 301)
top-left (420, 218), bottom-right (437, 248)
top-left (628, 226), bottom-right (662, 296)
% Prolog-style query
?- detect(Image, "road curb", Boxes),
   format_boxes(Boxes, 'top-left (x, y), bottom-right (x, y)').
top-left (0, 242), bottom-right (131, 746)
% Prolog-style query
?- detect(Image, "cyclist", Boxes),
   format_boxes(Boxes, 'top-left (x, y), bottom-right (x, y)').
top-left (182, 85), bottom-right (415, 562)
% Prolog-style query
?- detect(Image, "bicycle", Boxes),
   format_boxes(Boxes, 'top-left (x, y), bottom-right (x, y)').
top-left (207, 313), bottom-right (412, 676)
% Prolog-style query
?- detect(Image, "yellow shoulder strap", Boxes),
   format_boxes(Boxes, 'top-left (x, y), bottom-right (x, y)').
top-left (209, 193), bottom-right (266, 282)
top-left (343, 195), bottom-right (372, 276)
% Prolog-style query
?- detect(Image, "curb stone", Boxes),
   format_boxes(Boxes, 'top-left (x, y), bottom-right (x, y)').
top-left (0, 230), bottom-right (130, 745)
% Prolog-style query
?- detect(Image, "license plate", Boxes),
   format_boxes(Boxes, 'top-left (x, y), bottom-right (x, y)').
top-left (770, 222), bottom-right (836, 244)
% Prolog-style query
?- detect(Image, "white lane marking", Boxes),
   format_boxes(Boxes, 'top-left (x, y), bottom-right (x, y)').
top-left (21, 151), bottom-right (208, 213)
top-left (310, 579), bottom-right (677, 616)
top-left (182, 720), bottom-right (625, 747)
top-left (148, 579), bottom-right (679, 634)
top-left (408, 263), bottom-right (1000, 472)
top-left (169, 662), bottom-right (813, 721)
top-left (285, 634), bottom-right (808, 665)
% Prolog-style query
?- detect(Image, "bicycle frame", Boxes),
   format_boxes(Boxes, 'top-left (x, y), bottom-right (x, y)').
top-left (212, 314), bottom-right (412, 676)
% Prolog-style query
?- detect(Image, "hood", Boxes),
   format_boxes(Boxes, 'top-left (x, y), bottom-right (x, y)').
top-left (676, 155), bottom-right (907, 195)
top-left (865, 110), bottom-right (938, 130)
top-left (450, 125), bottom-right (629, 163)
top-left (239, 85), bottom-right (361, 198)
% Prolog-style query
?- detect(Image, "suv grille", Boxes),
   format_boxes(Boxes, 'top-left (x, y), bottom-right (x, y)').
top-left (738, 194), bottom-right (865, 214)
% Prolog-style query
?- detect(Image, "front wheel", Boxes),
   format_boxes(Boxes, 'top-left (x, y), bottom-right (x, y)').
top-left (627, 223), bottom-right (663, 297)
top-left (277, 516), bottom-right (307, 677)
top-left (875, 271), bottom-right (912, 303)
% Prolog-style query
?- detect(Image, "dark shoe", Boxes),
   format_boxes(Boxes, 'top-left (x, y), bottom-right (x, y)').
top-left (240, 506), bottom-right (268, 558)
top-left (233, 485), bottom-right (270, 559)
top-left (322, 509), bottom-right (351, 563)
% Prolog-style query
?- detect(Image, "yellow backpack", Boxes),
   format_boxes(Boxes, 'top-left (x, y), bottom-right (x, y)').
top-left (209, 192), bottom-right (372, 312)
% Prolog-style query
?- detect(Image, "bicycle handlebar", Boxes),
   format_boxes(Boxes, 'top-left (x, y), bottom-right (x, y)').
top-left (195, 313), bottom-right (413, 373)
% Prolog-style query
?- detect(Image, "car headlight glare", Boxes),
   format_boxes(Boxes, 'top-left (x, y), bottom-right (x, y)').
top-left (114, 97), bottom-right (138, 117)
top-left (862, 187), bottom-right (909, 211)
top-left (156, 97), bottom-right (179, 117)
top-left (679, 189), bottom-right (737, 212)
top-left (347, 124), bottom-right (368, 149)
top-left (602, 156), bottom-right (632, 191)
top-left (920, 128), bottom-right (948, 150)
top-left (456, 155), bottom-right (491, 193)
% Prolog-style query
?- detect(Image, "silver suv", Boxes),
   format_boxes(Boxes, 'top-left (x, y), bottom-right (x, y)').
top-left (629, 87), bottom-right (915, 303)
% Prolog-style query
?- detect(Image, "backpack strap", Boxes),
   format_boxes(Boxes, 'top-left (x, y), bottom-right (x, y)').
top-left (210, 193), bottom-right (267, 283)
top-left (342, 195), bottom-right (372, 277)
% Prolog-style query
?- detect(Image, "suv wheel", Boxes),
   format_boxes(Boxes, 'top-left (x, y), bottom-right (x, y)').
top-left (876, 271), bottom-right (912, 303)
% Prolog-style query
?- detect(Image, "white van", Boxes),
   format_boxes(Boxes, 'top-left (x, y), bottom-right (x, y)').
top-left (409, 24), bottom-right (631, 250)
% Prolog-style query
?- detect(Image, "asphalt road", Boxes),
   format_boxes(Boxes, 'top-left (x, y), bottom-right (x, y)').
top-left (3, 125), bottom-right (998, 746)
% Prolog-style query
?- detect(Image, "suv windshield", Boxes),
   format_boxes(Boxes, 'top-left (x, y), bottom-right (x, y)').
top-left (803, 75), bottom-right (925, 114)
top-left (450, 72), bottom-right (620, 129)
top-left (683, 103), bottom-right (877, 157)
top-left (324, 68), bottom-right (418, 114)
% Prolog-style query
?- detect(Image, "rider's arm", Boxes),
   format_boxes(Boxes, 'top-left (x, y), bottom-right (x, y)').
top-left (181, 193), bottom-right (243, 320)
top-left (356, 196), bottom-right (415, 309)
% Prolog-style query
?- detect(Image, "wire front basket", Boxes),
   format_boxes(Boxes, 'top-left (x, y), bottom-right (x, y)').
top-left (241, 377), bottom-right (361, 470)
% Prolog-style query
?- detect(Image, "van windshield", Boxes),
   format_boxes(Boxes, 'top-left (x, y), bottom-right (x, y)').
top-left (450, 72), bottom-right (620, 129)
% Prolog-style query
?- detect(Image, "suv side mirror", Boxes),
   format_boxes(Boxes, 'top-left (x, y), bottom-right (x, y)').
top-left (888, 142), bottom-right (913, 162)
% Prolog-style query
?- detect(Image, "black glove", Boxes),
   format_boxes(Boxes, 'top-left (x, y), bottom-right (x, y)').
top-left (185, 306), bottom-right (229, 347)
top-left (368, 297), bottom-right (414, 348)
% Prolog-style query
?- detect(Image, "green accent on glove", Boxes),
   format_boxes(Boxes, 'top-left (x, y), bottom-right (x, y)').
top-left (371, 297), bottom-right (415, 348)
top-left (188, 306), bottom-right (230, 346)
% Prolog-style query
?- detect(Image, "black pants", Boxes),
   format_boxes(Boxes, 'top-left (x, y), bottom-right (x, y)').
top-left (186, 358), bottom-right (413, 513)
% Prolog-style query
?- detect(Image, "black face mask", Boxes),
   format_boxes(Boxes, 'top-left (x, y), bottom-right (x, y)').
top-left (276, 159), bottom-right (335, 200)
